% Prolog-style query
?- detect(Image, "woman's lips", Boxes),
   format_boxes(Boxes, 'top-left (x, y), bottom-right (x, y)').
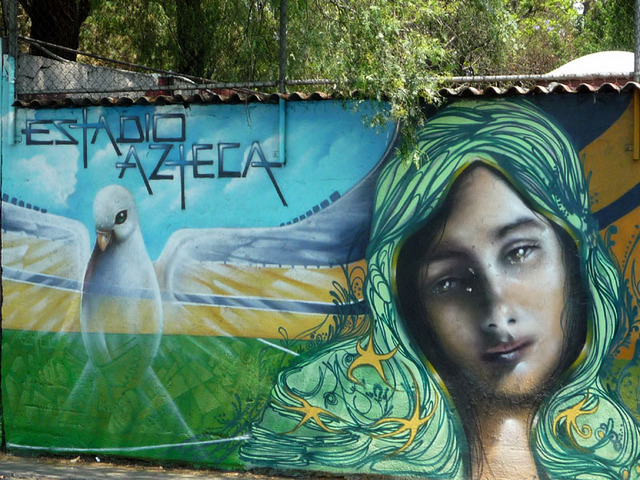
top-left (481, 340), bottom-right (533, 363)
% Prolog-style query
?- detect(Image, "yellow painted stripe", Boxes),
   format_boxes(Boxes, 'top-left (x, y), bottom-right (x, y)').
top-left (601, 206), bottom-right (640, 361)
top-left (163, 260), bottom-right (366, 303)
top-left (583, 101), bottom-right (640, 212)
top-left (1, 279), bottom-right (361, 339)
top-left (2, 280), bottom-right (81, 332)
top-left (162, 302), bottom-right (341, 338)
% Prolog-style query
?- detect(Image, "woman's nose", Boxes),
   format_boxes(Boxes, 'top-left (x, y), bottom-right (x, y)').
top-left (481, 314), bottom-right (517, 333)
top-left (479, 273), bottom-right (517, 333)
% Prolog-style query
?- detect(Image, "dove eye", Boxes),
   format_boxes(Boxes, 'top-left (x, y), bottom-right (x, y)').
top-left (115, 210), bottom-right (127, 225)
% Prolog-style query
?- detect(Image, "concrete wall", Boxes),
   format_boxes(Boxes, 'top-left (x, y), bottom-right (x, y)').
top-left (2, 59), bottom-right (640, 478)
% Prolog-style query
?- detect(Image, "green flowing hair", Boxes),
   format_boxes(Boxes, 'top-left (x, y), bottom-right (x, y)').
top-left (240, 99), bottom-right (640, 479)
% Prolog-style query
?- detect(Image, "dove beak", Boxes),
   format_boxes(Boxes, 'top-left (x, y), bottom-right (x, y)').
top-left (96, 230), bottom-right (112, 252)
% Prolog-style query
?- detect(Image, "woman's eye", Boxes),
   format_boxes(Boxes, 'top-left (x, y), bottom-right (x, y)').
top-left (431, 278), bottom-right (460, 295)
top-left (115, 210), bottom-right (127, 225)
top-left (506, 245), bottom-right (536, 264)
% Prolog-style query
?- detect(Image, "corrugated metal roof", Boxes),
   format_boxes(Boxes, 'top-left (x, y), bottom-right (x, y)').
top-left (13, 81), bottom-right (640, 109)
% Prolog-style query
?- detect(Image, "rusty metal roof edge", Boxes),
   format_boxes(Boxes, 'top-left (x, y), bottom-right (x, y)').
top-left (431, 71), bottom-right (634, 84)
top-left (13, 81), bottom-right (640, 109)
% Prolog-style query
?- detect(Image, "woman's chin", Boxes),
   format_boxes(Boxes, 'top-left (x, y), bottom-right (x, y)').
top-left (446, 363), bottom-right (557, 405)
top-left (475, 370), bottom-right (556, 405)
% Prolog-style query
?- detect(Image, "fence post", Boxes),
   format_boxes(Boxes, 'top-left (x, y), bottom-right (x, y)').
top-left (7, 0), bottom-right (18, 59)
top-left (279, 0), bottom-right (287, 93)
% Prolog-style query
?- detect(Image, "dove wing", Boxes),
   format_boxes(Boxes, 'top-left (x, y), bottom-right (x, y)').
top-left (2, 201), bottom-right (91, 332)
top-left (153, 158), bottom-right (382, 340)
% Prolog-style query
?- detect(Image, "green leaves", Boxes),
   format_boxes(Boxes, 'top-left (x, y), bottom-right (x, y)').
top-left (73, 0), bottom-right (631, 164)
top-left (578, 0), bottom-right (634, 54)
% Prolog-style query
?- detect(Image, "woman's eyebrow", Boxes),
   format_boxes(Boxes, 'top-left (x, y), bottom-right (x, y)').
top-left (493, 216), bottom-right (544, 240)
top-left (424, 249), bottom-right (467, 263)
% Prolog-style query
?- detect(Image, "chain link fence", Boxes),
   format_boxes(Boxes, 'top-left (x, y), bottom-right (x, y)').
top-left (2, 0), bottom-right (637, 102)
top-left (0, 0), bottom-right (297, 101)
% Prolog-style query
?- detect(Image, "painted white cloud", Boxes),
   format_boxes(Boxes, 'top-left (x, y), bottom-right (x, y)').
top-left (15, 152), bottom-right (79, 207)
top-left (90, 141), bottom-right (122, 170)
top-left (221, 133), bottom-right (279, 197)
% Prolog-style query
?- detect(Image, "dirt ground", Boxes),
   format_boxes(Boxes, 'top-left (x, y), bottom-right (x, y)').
top-left (0, 452), bottom-right (299, 480)
top-left (0, 452), bottom-right (372, 480)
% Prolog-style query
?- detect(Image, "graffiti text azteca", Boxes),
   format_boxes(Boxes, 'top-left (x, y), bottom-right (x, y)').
top-left (22, 109), bottom-right (287, 209)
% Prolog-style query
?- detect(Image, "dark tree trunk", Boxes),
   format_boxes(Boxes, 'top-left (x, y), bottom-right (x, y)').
top-left (175, 0), bottom-right (207, 78)
top-left (20, 0), bottom-right (92, 61)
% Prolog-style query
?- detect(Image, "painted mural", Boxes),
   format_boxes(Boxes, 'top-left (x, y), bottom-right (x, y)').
top-left (1, 93), bottom-right (640, 480)
top-left (1, 100), bottom-right (395, 466)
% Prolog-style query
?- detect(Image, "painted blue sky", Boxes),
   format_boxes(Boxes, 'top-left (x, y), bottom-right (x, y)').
top-left (3, 101), bottom-right (395, 259)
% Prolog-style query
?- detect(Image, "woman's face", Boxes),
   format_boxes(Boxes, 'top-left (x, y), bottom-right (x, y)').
top-left (416, 166), bottom-right (568, 400)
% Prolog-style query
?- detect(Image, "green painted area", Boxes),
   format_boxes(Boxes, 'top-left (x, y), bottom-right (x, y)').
top-left (1, 330), bottom-right (300, 467)
top-left (602, 354), bottom-right (640, 423)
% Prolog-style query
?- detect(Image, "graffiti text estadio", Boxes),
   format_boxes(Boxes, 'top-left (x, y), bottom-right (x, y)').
top-left (22, 108), bottom-right (286, 209)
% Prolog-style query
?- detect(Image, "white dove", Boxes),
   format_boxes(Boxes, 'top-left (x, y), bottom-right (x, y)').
top-left (81, 184), bottom-right (163, 389)
top-left (6, 170), bottom-right (379, 439)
